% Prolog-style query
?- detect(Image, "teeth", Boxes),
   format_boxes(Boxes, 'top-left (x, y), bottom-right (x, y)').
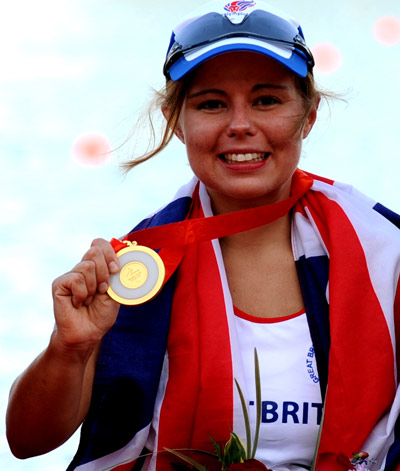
top-left (224, 153), bottom-right (266, 163)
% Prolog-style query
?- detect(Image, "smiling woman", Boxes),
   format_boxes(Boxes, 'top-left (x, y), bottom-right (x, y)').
top-left (122, 49), bottom-right (323, 176)
top-left (5, 1), bottom-right (400, 471)
top-left (175, 52), bottom-right (317, 212)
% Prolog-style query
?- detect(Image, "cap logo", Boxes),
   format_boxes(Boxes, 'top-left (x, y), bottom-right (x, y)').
top-left (224, 1), bottom-right (256, 13)
top-left (224, 1), bottom-right (256, 24)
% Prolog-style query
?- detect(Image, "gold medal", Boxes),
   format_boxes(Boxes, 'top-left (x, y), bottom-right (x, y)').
top-left (107, 241), bottom-right (165, 305)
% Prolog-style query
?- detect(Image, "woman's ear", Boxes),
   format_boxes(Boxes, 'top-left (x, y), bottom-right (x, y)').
top-left (162, 106), bottom-right (185, 143)
top-left (302, 97), bottom-right (320, 139)
top-left (174, 125), bottom-right (185, 143)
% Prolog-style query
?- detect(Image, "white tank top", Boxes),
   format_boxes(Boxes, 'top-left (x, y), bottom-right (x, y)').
top-left (233, 308), bottom-right (323, 471)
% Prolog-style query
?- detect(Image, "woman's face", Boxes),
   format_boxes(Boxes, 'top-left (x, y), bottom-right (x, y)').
top-left (175, 51), bottom-right (318, 213)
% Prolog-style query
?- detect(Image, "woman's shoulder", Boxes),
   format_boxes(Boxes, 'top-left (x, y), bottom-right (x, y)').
top-left (128, 177), bottom-right (199, 233)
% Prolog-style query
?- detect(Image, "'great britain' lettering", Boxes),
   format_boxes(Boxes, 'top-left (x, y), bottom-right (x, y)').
top-left (306, 346), bottom-right (320, 383)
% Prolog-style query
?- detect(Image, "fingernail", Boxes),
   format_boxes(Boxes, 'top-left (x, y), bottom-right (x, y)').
top-left (109, 261), bottom-right (119, 273)
top-left (84, 296), bottom-right (93, 306)
top-left (99, 282), bottom-right (109, 293)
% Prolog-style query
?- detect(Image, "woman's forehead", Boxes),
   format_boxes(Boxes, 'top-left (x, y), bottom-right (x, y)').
top-left (188, 51), bottom-right (296, 87)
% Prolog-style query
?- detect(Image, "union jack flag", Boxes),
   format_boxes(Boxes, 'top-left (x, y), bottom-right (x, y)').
top-left (68, 170), bottom-right (400, 471)
top-left (224, 1), bottom-right (256, 13)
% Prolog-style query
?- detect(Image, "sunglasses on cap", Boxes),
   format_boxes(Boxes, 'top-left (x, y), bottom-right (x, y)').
top-left (164, 9), bottom-right (315, 81)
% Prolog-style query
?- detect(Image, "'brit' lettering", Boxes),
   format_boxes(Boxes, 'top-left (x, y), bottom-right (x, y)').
top-left (259, 400), bottom-right (323, 425)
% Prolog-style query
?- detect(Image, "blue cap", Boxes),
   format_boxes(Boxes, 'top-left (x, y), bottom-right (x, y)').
top-left (164, 0), bottom-right (314, 81)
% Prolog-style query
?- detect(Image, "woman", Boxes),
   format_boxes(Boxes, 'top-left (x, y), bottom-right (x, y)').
top-left (6, 1), bottom-right (400, 470)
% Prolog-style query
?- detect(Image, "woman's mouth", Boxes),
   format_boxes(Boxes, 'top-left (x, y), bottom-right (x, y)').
top-left (220, 152), bottom-right (270, 163)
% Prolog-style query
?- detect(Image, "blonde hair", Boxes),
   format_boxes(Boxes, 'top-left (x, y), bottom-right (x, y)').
top-left (122, 72), bottom-right (328, 173)
top-left (122, 79), bottom-right (188, 172)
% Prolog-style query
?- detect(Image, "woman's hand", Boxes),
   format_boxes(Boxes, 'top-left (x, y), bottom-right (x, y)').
top-left (52, 238), bottom-right (121, 353)
top-left (7, 238), bottom-right (122, 458)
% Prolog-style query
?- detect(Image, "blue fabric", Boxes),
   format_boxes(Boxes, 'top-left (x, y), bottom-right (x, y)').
top-left (386, 415), bottom-right (400, 470)
top-left (374, 202), bottom-right (400, 229)
top-left (295, 255), bottom-right (330, 401)
top-left (67, 196), bottom-right (192, 470)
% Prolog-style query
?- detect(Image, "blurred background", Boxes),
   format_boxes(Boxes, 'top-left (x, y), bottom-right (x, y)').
top-left (1, 0), bottom-right (399, 469)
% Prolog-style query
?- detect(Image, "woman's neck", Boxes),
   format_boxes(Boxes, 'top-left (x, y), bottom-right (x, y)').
top-left (219, 211), bottom-right (302, 319)
top-left (219, 212), bottom-right (292, 253)
top-left (207, 186), bottom-right (292, 217)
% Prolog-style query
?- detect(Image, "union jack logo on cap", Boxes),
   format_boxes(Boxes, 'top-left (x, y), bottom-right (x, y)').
top-left (224, 0), bottom-right (256, 13)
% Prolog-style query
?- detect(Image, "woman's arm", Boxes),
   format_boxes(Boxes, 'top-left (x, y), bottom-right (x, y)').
top-left (6, 238), bottom-right (120, 458)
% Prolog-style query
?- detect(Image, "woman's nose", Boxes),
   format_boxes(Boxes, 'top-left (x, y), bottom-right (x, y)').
top-left (225, 105), bottom-right (257, 137)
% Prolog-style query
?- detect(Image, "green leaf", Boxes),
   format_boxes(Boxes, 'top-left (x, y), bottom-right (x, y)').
top-left (251, 348), bottom-right (262, 459)
top-left (222, 431), bottom-right (247, 467)
top-left (209, 436), bottom-right (223, 462)
top-left (234, 378), bottom-right (252, 459)
top-left (163, 448), bottom-right (208, 471)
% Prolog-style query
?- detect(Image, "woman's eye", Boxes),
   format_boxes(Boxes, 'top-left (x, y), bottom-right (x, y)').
top-left (198, 100), bottom-right (225, 110)
top-left (255, 96), bottom-right (281, 106)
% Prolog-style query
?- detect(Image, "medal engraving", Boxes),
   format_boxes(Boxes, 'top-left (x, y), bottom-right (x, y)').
top-left (120, 261), bottom-right (148, 289)
top-left (107, 241), bottom-right (165, 305)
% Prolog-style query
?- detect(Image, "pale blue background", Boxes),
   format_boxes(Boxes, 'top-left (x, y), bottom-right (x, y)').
top-left (1, 1), bottom-right (399, 469)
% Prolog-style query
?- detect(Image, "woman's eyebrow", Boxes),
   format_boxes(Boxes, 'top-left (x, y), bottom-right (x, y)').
top-left (186, 88), bottom-right (227, 99)
top-left (253, 84), bottom-right (290, 92)
top-left (187, 84), bottom-right (289, 99)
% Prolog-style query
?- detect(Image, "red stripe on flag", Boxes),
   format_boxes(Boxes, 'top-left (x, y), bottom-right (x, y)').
top-left (301, 191), bottom-right (396, 468)
top-left (304, 171), bottom-right (335, 186)
top-left (156, 190), bottom-right (233, 470)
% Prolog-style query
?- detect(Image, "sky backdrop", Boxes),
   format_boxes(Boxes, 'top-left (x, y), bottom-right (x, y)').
top-left (1, 1), bottom-right (400, 469)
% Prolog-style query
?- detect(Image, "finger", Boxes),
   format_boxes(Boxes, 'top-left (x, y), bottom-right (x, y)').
top-left (84, 296), bottom-right (94, 306)
top-left (53, 272), bottom-right (90, 309)
top-left (70, 273), bottom-right (91, 309)
top-left (71, 260), bottom-right (97, 297)
top-left (90, 238), bottom-right (120, 274)
top-left (80, 242), bottom-right (116, 294)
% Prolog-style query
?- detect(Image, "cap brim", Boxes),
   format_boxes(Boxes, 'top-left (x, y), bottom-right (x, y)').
top-left (169, 37), bottom-right (308, 81)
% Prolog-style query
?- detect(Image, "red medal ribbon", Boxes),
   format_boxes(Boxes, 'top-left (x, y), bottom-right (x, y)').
top-left (111, 169), bottom-right (313, 286)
